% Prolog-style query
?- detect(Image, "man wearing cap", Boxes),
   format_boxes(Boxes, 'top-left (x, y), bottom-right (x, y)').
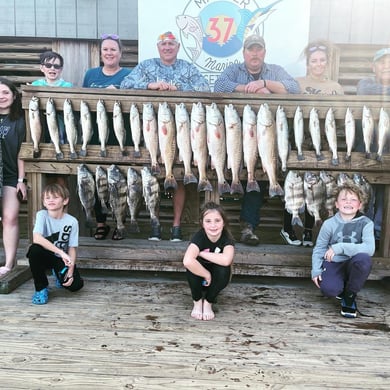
top-left (357, 48), bottom-right (390, 94)
top-left (214, 34), bottom-right (300, 94)
top-left (120, 31), bottom-right (210, 242)
top-left (120, 31), bottom-right (210, 92)
top-left (214, 35), bottom-right (300, 246)
top-left (355, 48), bottom-right (390, 251)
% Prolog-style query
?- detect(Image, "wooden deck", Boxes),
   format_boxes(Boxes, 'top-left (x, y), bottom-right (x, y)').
top-left (1, 270), bottom-right (389, 389)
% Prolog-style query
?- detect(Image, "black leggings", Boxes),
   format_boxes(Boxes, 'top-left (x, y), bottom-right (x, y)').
top-left (186, 262), bottom-right (231, 303)
top-left (27, 244), bottom-right (84, 292)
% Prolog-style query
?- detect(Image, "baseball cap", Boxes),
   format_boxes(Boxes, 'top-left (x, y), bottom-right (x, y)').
top-left (157, 31), bottom-right (178, 43)
top-left (244, 35), bottom-right (265, 49)
top-left (373, 48), bottom-right (390, 62)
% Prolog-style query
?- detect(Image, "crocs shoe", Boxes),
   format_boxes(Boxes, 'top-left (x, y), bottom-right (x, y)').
top-left (32, 287), bottom-right (49, 305)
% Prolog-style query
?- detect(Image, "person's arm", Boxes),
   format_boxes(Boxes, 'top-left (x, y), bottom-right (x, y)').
top-left (331, 220), bottom-right (375, 257)
top-left (181, 64), bottom-right (210, 92)
top-left (33, 231), bottom-right (73, 266)
top-left (311, 221), bottom-right (332, 282)
top-left (197, 244), bottom-right (234, 266)
top-left (356, 78), bottom-right (390, 95)
top-left (183, 243), bottom-right (212, 284)
top-left (214, 66), bottom-right (241, 92)
top-left (263, 64), bottom-right (301, 94)
top-left (120, 62), bottom-right (151, 90)
top-left (16, 158), bottom-right (27, 200)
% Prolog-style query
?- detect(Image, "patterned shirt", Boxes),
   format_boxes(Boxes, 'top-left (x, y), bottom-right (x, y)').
top-left (214, 62), bottom-right (300, 93)
top-left (356, 77), bottom-right (390, 95)
top-left (120, 58), bottom-right (210, 92)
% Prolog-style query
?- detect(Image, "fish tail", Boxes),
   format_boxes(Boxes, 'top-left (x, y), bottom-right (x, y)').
top-left (218, 181), bottom-right (231, 195)
top-left (129, 220), bottom-right (140, 233)
top-left (230, 180), bottom-right (244, 195)
top-left (133, 150), bottom-right (141, 158)
top-left (164, 176), bottom-right (178, 191)
top-left (183, 173), bottom-right (198, 186)
top-left (197, 179), bottom-right (213, 192)
top-left (297, 153), bottom-right (305, 161)
top-left (151, 163), bottom-right (161, 175)
top-left (246, 180), bottom-right (260, 192)
top-left (331, 158), bottom-right (339, 166)
top-left (314, 218), bottom-right (323, 228)
top-left (316, 153), bottom-right (325, 161)
top-left (291, 215), bottom-right (304, 228)
top-left (269, 183), bottom-right (284, 198)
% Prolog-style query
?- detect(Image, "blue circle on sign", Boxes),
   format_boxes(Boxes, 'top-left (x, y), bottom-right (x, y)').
top-left (199, 1), bottom-right (245, 58)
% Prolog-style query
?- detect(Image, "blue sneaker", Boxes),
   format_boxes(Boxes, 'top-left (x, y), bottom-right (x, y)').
top-left (52, 269), bottom-right (63, 288)
top-left (341, 296), bottom-right (357, 318)
top-left (32, 287), bottom-right (49, 305)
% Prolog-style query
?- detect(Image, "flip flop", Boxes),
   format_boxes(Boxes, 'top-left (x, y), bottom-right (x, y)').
top-left (94, 225), bottom-right (110, 240)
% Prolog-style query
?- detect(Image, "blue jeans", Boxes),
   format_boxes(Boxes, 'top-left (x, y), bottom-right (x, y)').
top-left (240, 181), bottom-right (267, 228)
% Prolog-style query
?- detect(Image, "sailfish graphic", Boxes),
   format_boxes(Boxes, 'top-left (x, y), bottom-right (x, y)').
top-left (176, 14), bottom-right (203, 63)
top-left (237, 0), bottom-right (283, 41)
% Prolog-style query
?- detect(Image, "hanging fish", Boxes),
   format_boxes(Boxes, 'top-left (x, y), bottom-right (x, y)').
top-left (107, 164), bottom-right (128, 240)
top-left (95, 165), bottom-right (109, 215)
top-left (96, 99), bottom-right (109, 157)
top-left (175, 103), bottom-right (197, 186)
top-left (142, 103), bottom-right (160, 174)
top-left (63, 98), bottom-right (78, 159)
top-left (79, 100), bottom-right (93, 157)
top-left (190, 102), bottom-right (212, 192)
top-left (28, 96), bottom-right (42, 158)
top-left (206, 102), bottom-right (230, 195)
top-left (294, 106), bottom-right (305, 160)
top-left (320, 171), bottom-right (338, 217)
top-left (309, 107), bottom-right (323, 161)
top-left (46, 98), bottom-right (63, 160)
top-left (362, 105), bottom-right (374, 159)
top-left (377, 107), bottom-right (390, 162)
top-left (130, 103), bottom-right (142, 158)
top-left (158, 102), bottom-right (177, 191)
top-left (242, 104), bottom-right (259, 192)
top-left (344, 107), bottom-right (355, 162)
top-left (284, 170), bottom-right (305, 227)
top-left (141, 166), bottom-right (160, 228)
top-left (276, 105), bottom-right (290, 172)
top-left (325, 107), bottom-right (338, 166)
top-left (113, 100), bottom-right (127, 156)
top-left (257, 103), bottom-right (284, 197)
top-left (304, 171), bottom-right (325, 227)
top-left (225, 104), bottom-right (244, 195)
top-left (77, 164), bottom-right (95, 227)
top-left (127, 167), bottom-right (143, 233)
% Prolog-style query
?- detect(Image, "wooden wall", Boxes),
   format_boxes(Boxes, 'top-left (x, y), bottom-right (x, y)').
top-left (0, 1), bottom-right (389, 44)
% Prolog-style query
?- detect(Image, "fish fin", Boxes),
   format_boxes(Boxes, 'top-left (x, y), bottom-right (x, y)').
top-left (230, 181), bottom-right (244, 195)
top-left (218, 181), bottom-right (231, 195)
top-left (197, 179), bottom-right (213, 192)
top-left (291, 215), bottom-right (304, 228)
top-left (183, 173), bottom-right (198, 185)
top-left (246, 180), bottom-right (260, 192)
top-left (269, 183), bottom-right (284, 198)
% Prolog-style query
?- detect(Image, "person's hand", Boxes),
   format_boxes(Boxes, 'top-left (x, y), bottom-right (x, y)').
top-left (105, 84), bottom-right (117, 89)
top-left (16, 182), bottom-right (27, 200)
top-left (148, 81), bottom-right (177, 91)
top-left (312, 275), bottom-right (322, 288)
top-left (202, 272), bottom-right (212, 287)
top-left (324, 247), bottom-right (335, 262)
top-left (62, 268), bottom-right (74, 287)
top-left (244, 80), bottom-right (270, 94)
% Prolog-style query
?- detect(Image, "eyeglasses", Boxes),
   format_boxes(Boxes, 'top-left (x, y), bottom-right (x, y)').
top-left (308, 45), bottom-right (327, 52)
top-left (42, 63), bottom-right (62, 70)
top-left (101, 33), bottom-right (120, 40)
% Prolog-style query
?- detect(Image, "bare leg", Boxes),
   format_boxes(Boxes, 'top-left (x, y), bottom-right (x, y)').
top-left (191, 299), bottom-right (203, 320)
top-left (202, 299), bottom-right (215, 321)
top-left (172, 182), bottom-right (185, 227)
top-left (2, 186), bottom-right (20, 270)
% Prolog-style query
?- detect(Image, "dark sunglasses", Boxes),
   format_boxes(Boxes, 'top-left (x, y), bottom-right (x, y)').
top-left (101, 33), bottom-right (120, 40)
top-left (42, 63), bottom-right (62, 70)
top-left (308, 45), bottom-right (327, 52)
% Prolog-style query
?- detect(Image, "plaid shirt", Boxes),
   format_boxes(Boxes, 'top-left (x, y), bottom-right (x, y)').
top-left (214, 62), bottom-right (300, 94)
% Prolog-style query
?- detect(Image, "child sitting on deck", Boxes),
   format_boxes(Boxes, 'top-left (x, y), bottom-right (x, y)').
top-left (311, 183), bottom-right (375, 318)
top-left (27, 183), bottom-right (83, 304)
top-left (183, 202), bottom-right (235, 321)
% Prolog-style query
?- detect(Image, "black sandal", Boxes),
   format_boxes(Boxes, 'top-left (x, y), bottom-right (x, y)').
top-left (94, 225), bottom-right (110, 240)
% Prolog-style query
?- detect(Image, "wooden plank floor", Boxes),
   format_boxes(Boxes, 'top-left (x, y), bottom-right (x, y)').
top-left (1, 271), bottom-right (389, 389)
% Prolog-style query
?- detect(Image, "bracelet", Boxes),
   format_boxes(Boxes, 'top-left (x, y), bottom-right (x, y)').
top-left (17, 178), bottom-right (25, 183)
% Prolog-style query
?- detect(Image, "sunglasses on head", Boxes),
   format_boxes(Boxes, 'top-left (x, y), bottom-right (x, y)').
top-left (42, 63), bottom-right (62, 70)
top-left (308, 45), bottom-right (327, 52)
top-left (101, 33), bottom-right (120, 40)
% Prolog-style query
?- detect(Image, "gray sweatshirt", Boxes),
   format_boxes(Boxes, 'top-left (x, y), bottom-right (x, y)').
top-left (311, 212), bottom-right (375, 278)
